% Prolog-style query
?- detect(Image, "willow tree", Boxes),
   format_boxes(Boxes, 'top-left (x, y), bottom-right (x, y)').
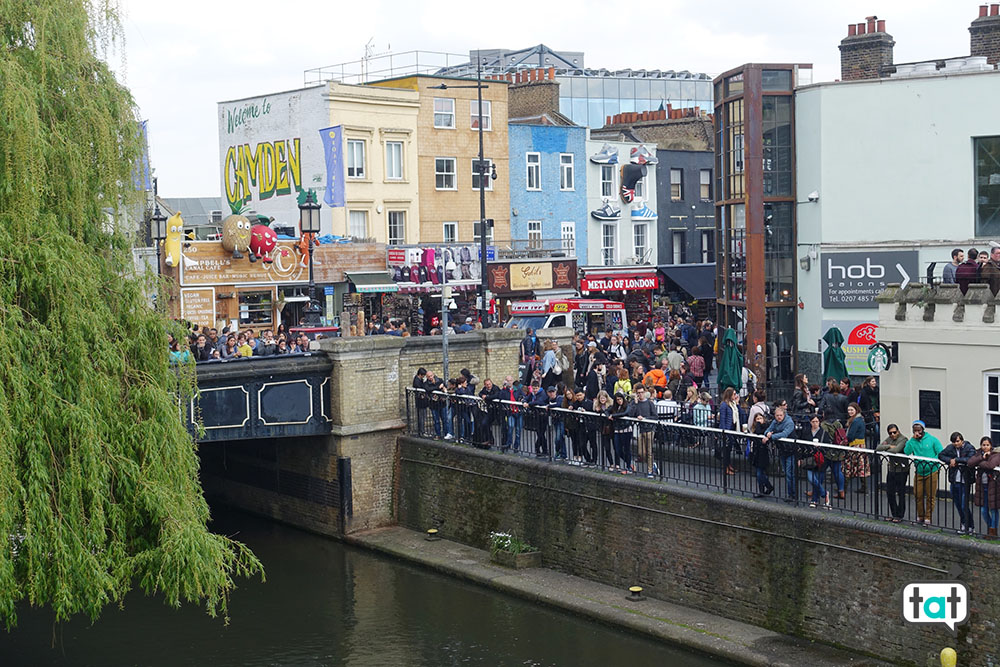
top-left (0, 1), bottom-right (261, 626)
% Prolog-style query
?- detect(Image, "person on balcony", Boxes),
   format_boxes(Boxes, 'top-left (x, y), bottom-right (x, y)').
top-left (969, 437), bottom-right (1000, 538)
top-left (876, 424), bottom-right (909, 523)
top-left (904, 420), bottom-right (944, 526)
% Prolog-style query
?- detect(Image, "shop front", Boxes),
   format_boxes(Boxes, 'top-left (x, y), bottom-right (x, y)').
top-left (385, 245), bottom-right (482, 334)
top-left (579, 267), bottom-right (659, 323)
top-left (486, 258), bottom-right (579, 323)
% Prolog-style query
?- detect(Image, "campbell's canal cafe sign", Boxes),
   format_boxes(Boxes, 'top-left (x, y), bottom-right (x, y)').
top-left (579, 267), bottom-right (658, 320)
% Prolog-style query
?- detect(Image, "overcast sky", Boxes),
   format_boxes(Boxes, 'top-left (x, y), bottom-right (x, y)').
top-left (115, 0), bottom-right (980, 198)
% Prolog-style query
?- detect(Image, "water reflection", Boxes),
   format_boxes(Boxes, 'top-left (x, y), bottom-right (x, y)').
top-left (0, 508), bottom-right (727, 666)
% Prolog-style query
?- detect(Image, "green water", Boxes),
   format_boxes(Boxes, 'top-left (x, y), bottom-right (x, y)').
top-left (0, 507), bottom-right (730, 666)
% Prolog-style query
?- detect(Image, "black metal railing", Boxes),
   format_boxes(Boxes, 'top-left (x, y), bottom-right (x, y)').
top-left (405, 387), bottom-right (999, 538)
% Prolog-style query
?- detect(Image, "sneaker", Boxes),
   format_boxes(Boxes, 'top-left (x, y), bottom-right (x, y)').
top-left (630, 145), bottom-right (658, 165)
top-left (652, 463), bottom-right (660, 475)
top-left (589, 143), bottom-right (619, 164)
top-left (646, 474), bottom-right (654, 479)
top-left (630, 204), bottom-right (658, 220)
top-left (591, 201), bottom-right (622, 221)
top-left (443, 433), bottom-right (454, 440)
top-left (809, 502), bottom-right (817, 508)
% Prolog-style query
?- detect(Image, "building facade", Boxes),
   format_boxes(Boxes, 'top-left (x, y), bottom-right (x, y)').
top-left (217, 82), bottom-right (420, 243)
top-left (370, 75), bottom-right (511, 247)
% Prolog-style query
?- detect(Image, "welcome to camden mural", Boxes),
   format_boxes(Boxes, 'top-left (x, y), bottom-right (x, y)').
top-left (218, 88), bottom-right (336, 225)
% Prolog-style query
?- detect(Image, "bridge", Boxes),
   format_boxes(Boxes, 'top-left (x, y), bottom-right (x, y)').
top-left (189, 353), bottom-right (332, 442)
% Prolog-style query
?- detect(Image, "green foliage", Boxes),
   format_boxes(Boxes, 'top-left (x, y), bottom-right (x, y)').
top-left (487, 531), bottom-right (535, 556)
top-left (0, 0), bottom-right (262, 626)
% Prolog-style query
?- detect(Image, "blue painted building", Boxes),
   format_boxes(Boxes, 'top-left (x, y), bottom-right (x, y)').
top-left (507, 121), bottom-right (588, 261)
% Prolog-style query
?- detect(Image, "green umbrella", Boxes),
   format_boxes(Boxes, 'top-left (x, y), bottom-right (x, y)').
top-left (822, 326), bottom-right (848, 382)
top-left (716, 326), bottom-right (743, 394)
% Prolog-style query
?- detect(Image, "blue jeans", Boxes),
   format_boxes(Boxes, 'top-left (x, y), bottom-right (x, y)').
top-left (432, 406), bottom-right (451, 437)
top-left (826, 460), bottom-right (845, 493)
top-left (553, 420), bottom-right (566, 458)
top-left (755, 466), bottom-right (771, 493)
top-left (614, 431), bottom-right (632, 468)
top-left (780, 454), bottom-right (797, 499)
top-left (807, 469), bottom-right (825, 503)
top-left (982, 488), bottom-right (999, 529)
top-left (505, 413), bottom-right (522, 451)
top-left (951, 482), bottom-right (974, 527)
top-left (457, 408), bottom-right (474, 440)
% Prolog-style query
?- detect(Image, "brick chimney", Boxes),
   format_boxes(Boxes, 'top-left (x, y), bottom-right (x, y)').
top-left (970, 4), bottom-right (1000, 65)
top-left (839, 15), bottom-right (895, 80)
top-left (508, 68), bottom-right (561, 119)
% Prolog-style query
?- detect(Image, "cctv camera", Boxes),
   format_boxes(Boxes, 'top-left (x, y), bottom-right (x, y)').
top-left (807, 191), bottom-right (819, 202)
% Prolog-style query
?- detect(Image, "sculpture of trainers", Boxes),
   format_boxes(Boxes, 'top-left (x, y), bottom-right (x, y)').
top-left (631, 203), bottom-right (658, 220)
top-left (630, 145), bottom-right (658, 165)
top-left (591, 201), bottom-right (622, 220)
top-left (589, 143), bottom-right (619, 164)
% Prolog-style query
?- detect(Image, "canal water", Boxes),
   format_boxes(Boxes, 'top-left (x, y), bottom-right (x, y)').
top-left (0, 507), bottom-right (730, 666)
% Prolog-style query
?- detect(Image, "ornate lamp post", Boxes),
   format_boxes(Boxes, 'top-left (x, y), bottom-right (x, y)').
top-left (150, 194), bottom-right (167, 277)
top-left (298, 189), bottom-right (322, 326)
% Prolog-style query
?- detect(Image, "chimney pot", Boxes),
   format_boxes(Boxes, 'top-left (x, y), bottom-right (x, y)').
top-left (867, 17), bottom-right (876, 33)
top-left (548, 67), bottom-right (554, 80)
top-left (876, 19), bottom-right (885, 32)
top-left (848, 24), bottom-right (857, 36)
top-left (992, 4), bottom-right (999, 15)
top-left (980, 4), bottom-right (989, 17)
top-left (857, 22), bottom-right (867, 35)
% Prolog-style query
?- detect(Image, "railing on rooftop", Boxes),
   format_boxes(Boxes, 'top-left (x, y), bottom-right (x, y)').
top-left (405, 387), bottom-right (993, 538)
top-left (496, 238), bottom-right (574, 260)
top-left (304, 50), bottom-right (470, 86)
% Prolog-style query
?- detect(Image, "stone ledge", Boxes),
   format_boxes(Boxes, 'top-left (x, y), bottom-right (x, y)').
top-left (331, 419), bottom-right (405, 437)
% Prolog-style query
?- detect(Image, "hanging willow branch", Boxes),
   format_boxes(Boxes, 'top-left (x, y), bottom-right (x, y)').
top-left (0, 0), bottom-right (262, 626)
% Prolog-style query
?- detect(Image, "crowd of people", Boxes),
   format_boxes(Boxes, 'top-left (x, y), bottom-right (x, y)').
top-left (944, 243), bottom-right (1000, 294)
top-left (168, 323), bottom-right (321, 364)
top-left (408, 316), bottom-right (1000, 538)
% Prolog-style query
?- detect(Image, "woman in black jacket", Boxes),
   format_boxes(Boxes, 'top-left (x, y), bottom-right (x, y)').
top-left (611, 392), bottom-right (634, 473)
top-left (749, 412), bottom-right (773, 497)
top-left (800, 415), bottom-right (832, 508)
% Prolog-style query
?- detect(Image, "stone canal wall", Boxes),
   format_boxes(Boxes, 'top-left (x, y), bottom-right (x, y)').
top-left (396, 436), bottom-right (1000, 666)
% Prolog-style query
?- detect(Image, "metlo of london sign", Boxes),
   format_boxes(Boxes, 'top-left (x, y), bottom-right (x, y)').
top-left (821, 250), bottom-right (919, 308)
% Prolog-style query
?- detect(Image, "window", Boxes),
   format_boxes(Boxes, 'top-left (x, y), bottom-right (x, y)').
top-left (601, 223), bottom-right (616, 266)
top-left (443, 221), bottom-right (458, 244)
top-left (347, 140), bottom-right (365, 179)
top-left (238, 290), bottom-right (273, 327)
top-left (670, 168), bottom-right (683, 201)
top-left (385, 141), bottom-right (403, 180)
top-left (348, 210), bottom-right (368, 238)
top-left (470, 100), bottom-right (491, 131)
top-left (527, 220), bottom-right (542, 249)
top-left (526, 152), bottom-right (541, 191)
top-left (473, 220), bottom-right (494, 244)
top-left (672, 230), bottom-right (686, 264)
top-left (471, 158), bottom-right (493, 191)
top-left (701, 230), bottom-right (715, 263)
top-left (560, 154), bottom-right (575, 190)
top-left (700, 169), bottom-right (712, 201)
top-left (975, 136), bottom-right (1000, 237)
top-left (987, 374), bottom-right (1000, 444)
top-left (600, 165), bottom-right (615, 198)
top-left (634, 174), bottom-right (645, 200)
top-left (561, 221), bottom-right (575, 255)
top-left (388, 211), bottom-right (406, 246)
top-left (210, 210), bottom-right (223, 223)
top-left (435, 158), bottom-right (456, 190)
top-left (633, 223), bottom-right (647, 261)
top-left (433, 98), bottom-right (455, 128)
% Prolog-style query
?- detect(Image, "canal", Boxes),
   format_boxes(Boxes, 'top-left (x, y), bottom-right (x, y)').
top-left (0, 507), bottom-right (730, 666)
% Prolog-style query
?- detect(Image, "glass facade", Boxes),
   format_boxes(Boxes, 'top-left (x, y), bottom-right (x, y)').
top-left (555, 75), bottom-right (712, 128)
top-left (976, 136), bottom-right (1000, 237)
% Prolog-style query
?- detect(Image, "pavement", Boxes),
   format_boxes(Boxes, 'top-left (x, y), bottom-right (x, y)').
top-left (347, 525), bottom-right (891, 667)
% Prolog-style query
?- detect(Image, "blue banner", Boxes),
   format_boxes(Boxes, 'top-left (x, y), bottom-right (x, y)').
top-left (134, 120), bottom-right (152, 192)
top-left (319, 125), bottom-right (345, 207)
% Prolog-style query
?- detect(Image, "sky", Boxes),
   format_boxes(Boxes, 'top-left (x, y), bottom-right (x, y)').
top-left (114, 0), bottom-right (980, 198)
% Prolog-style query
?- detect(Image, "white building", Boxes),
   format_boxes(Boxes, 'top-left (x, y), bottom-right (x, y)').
top-left (794, 66), bottom-right (1000, 377)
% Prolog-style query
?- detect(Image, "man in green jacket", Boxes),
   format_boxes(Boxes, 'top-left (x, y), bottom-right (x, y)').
top-left (904, 420), bottom-right (944, 525)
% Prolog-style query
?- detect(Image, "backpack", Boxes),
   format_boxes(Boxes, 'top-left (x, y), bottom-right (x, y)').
top-left (833, 427), bottom-right (848, 445)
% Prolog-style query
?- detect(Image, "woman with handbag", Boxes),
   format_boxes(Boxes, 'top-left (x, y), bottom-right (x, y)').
top-left (969, 437), bottom-right (1000, 538)
top-left (800, 415), bottom-right (832, 508)
top-left (842, 403), bottom-right (870, 493)
top-left (717, 387), bottom-right (739, 475)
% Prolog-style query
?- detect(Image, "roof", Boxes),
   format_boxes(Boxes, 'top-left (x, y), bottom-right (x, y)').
top-left (158, 197), bottom-right (224, 225)
top-left (508, 109), bottom-right (577, 126)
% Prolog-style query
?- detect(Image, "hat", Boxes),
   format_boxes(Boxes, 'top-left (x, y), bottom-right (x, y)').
top-left (912, 420), bottom-right (926, 427)
top-left (466, 317), bottom-right (473, 322)
top-left (546, 385), bottom-right (557, 392)
top-left (587, 341), bottom-right (597, 348)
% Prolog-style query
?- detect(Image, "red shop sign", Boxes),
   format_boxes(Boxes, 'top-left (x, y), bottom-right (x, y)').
top-left (580, 274), bottom-right (658, 291)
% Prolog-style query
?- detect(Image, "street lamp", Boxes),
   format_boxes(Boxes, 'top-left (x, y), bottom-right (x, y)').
top-left (428, 52), bottom-right (498, 326)
top-left (298, 189), bottom-right (322, 327)
top-left (149, 179), bottom-right (167, 277)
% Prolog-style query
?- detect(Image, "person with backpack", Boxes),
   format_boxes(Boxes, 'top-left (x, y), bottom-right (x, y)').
top-left (820, 415), bottom-right (848, 499)
top-left (800, 415), bottom-right (832, 508)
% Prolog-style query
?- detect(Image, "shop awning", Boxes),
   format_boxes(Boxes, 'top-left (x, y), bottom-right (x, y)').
top-left (346, 271), bottom-right (398, 294)
top-left (658, 263), bottom-right (716, 300)
top-left (397, 280), bottom-right (478, 294)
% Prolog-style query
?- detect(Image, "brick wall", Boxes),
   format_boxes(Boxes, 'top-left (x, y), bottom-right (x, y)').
top-left (508, 81), bottom-right (560, 119)
top-left (397, 437), bottom-right (1000, 665)
top-left (971, 13), bottom-right (1000, 65)
top-left (839, 32), bottom-right (895, 81)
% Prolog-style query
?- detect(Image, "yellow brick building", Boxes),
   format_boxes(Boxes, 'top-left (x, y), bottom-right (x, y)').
top-left (370, 75), bottom-right (510, 245)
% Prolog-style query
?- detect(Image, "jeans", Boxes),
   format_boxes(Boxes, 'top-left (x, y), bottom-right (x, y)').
top-left (914, 471), bottom-right (939, 522)
top-left (553, 420), bottom-right (566, 458)
top-left (504, 413), bottom-right (522, 451)
top-left (807, 469), bottom-right (825, 503)
top-left (885, 470), bottom-right (908, 519)
top-left (982, 489), bottom-right (999, 529)
top-left (755, 466), bottom-right (772, 494)
top-left (432, 406), bottom-right (451, 438)
top-left (826, 460), bottom-right (845, 493)
top-left (614, 431), bottom-right (632, 468)
top-left (416, 406), bottom-right (427, 435)
top-left (950, 482), bottom-right (974, 527)
top-left (780, 453), bottom-right (797, 498)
